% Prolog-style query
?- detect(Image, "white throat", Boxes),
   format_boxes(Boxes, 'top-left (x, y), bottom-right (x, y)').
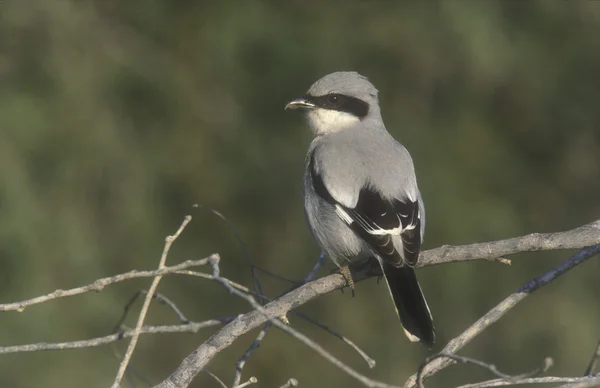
top-left (307, 108), bottom-right (360, 136)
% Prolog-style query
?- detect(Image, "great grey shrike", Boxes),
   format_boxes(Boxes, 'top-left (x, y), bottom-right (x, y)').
top-left (286, 71), bottom-right (435, 347)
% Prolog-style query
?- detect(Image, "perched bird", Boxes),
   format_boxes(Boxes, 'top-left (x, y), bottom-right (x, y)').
top-left (285, 71), bottom-right (435, 347)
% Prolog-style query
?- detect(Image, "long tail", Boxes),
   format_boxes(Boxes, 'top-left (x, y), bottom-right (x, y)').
top-left (380, 260), bottom-right (435, 347)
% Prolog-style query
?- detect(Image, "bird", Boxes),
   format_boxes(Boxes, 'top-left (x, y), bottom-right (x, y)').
top-left (285, 71), bottom-right (435, 347)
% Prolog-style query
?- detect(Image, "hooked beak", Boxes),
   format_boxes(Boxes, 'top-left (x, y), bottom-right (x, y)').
top-left (285, 97), bottom-right (316, 111)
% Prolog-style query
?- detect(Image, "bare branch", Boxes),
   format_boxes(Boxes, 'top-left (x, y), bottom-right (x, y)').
top-left (232, 323), bottom-right (271, 387)
top-left (303, 252), bottom-right (326, 283)
top-left (458, 374), bottom-right (600, 388)
top-left (194, 205), bottom-right (301, 293)
top-left (291, 309), bottom-right (376, 369)
top-left (179, 265), bottom-right (377, 369)
top-left (557, 376), bottom-right (600, 388)
top-left (155, 238), bottom-right (600, 388)
top-left (234, 376), bottom-right (258, 388)
top-left (2, 220), bottom-right (595, 314)
top-left (155, 256), bottom-right (403, 388)
top-left (1, 219), bottom-right (598, 386)
top-left (112, 215), bottom-right (192, 387)
top-left (416, 354), bottom-right (552, 388)
top-left (114, 291), bottom-right (192, 335)
top-left (0, 257), bottom-right (216, 312)
top-left (0, 319), bottom-right (231, 354)
top-left (405, 243), bottom-right (600, 387)
top-left (201, 370), bottom-right (227, 388)
top-left (417, 220), bottom-right (600, 267)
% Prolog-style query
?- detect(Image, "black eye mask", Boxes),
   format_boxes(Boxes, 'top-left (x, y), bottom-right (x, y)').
top-left (305, 93), bottom-right (369, 119)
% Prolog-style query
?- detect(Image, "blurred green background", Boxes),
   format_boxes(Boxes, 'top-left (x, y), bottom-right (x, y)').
top-left (1, 1), bottom-right (599, 387)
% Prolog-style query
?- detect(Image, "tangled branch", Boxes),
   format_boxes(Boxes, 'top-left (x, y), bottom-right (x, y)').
top-left (0, 218), bottom-right (598, 387)
top-left (156, 220), bottom-right (600, 387)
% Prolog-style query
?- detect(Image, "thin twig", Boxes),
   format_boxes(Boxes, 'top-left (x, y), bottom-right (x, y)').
top-left (406, 244), bottom-right (600, 387)
top-left (155, 256), bottom-right (402, 388)
top-left (416, 354), bottom-right (552, 388)
top-left (111, 216), bottom-right (192, 388)
top-left (148, 292), bottom-right (191, 323)
top-left (281, 252), bottom-right (377, 368)
top-left (201, 370), bottom-right (227, 388)
top-left (254, 266), bottom-right (302, 285)
top-left (155, 239), bottom-right (600, 388)
top-left (304, 252), bottom-right (326, 283)
top-left (2, 220), bottom-right (597, 314)
top-left (193, 205), bottom-right (266, 297)
top-left (184, 259), bottom-right (377, 370)
top-left (114, 291), bottom-right (191, 334)
top-left (1, 221), bottom-right (598, 386)
top-left (232, 322), bottom-right (272, 387)
top-left (585, 341), bottom-right (600, 376)
top-left (0, 319), bottom-right (232, 354)
top-left (234, 376), bottom-right (258, 388)
top-left (173, 270), bottom-right (267, 301)
top-left (291, 309), bottom-right (376, 368)
top-left (0, 258), bottom-right (215, 312)
top-left (458, 374), bottom-right (600, 388)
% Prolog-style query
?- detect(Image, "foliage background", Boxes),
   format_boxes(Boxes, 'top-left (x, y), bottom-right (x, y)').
top-left (1, 1), bottom-right (599, 387)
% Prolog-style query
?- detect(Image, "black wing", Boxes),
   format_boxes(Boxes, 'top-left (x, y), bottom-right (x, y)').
top-left (309, 153), bottom-right (421, 267)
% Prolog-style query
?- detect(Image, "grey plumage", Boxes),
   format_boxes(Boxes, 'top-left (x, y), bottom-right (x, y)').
top-left (286, 71), bottom-right (435, 347)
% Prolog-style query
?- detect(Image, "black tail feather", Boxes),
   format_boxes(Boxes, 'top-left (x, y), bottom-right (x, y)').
top-left (381, 261), bottom-right (435, 347)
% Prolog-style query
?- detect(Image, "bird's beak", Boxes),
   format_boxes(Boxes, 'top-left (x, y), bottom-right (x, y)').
top-left (285, 97), bottom-right (316, 111)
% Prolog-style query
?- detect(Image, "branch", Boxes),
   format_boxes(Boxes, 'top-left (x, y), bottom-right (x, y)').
top-left (557, 376), bottom-right (600, 388)
top-left (1, 219), bottom-right (598, 386)
top-left (232, 323), bottom-right (271, 387)
top-left (0, 319), bottom-right (231, 354)
top-left (3, 220), bottom-right (594, 314)
top-left (406, 243), bottom-right (600, 387)
top-left (417, 220), bottom-right (600, 267)
top-left (111, 215), bottom-right (191, 387)
top-left (155, 256), bottom-right (404, 388)
top-left (416, 353), bottom-right (552, 388)
top-left (0, 257), bottom-right (217, 312)
top-left (201, 370), bottom-right (227, 388)
top-left (155, 220), bottom-right (600, 388)
top-left (458, 374), bottom-right (600, 388)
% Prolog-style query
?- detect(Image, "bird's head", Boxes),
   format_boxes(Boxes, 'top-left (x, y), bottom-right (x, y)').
top-left (285, 71), bottom-right (380, 136)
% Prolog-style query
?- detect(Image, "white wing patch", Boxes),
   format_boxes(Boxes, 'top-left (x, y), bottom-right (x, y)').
top-left (335, 205), bottom-right (354, 225)
top-left (335, 206), bottom-right (416, 236)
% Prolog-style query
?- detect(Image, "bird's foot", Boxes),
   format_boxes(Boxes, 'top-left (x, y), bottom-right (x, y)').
top-left (339, 265), bottom-right (355, 297)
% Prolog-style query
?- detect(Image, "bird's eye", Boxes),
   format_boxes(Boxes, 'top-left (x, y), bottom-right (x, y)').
top-left (327, 94), bottom-right (339, 104)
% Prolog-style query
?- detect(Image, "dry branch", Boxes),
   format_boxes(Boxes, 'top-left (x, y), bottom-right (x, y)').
top-left (0, 258), bottom-right (216, 312)
top-left (417, 219), bottom-right (600, 267)
top-left (0, 219), bottom-right (598, 387)
top-left (416, 353), bottom-right (552, 388)
top-left (406, 243), bottom-right (600, 387)
top-left (557, 377), bottom-right (600, 388)
top-left (112, 215), bottom-right (192, 387)
top-left (458, 375), bottom-right (600, 388)
top-left (155, 220), bottom-right (600, 388)
top-left (0, 319), bottom-right (232, 355)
